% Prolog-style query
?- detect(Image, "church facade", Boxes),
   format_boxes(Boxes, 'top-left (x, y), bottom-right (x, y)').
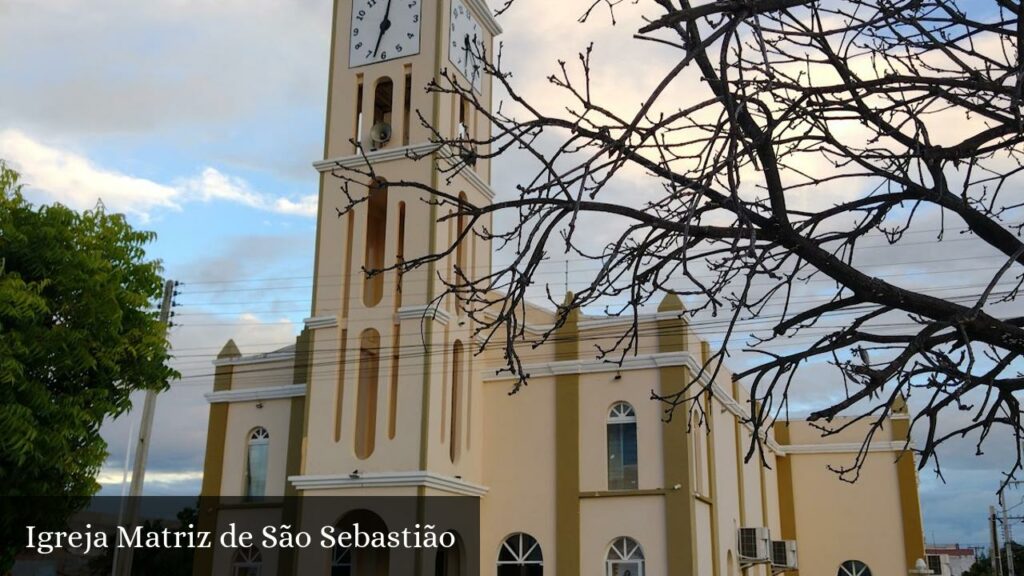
top-left (194, 1), bottom-right (929, 575)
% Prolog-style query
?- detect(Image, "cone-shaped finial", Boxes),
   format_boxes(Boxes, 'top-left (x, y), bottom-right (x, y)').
top-left (891, 394), bottom-right (908, 415)
top-left (658, 292), bottom-right (684, 312)
top-left (559, 291), bottom-right (580, 324)
top-left (217, 339), bottom-right (242, 360)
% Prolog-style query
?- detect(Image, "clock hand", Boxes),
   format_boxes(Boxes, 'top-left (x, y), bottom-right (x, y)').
top-left (373, 0), bottom-right (394, 57)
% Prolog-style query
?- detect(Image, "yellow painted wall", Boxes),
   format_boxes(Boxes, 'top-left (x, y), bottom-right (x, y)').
top-left (579, 496), bottom-right (668, 576)
top-left (480, 376), bottom-right (558, 575)
top-left (784, 418), bottom-right (910, 575)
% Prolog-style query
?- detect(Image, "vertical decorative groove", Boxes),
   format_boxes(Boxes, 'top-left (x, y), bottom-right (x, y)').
top-left (389, 327), bottom-right (400, 440)
top-left (466, 341), bottom-right (473, 451)
top-left (343, 211), bottom-right (354, 319)
top-left (355, 328), bottom-right (380, 459)
top-left (450, 340), bottom-right (463, 463)
top-left (402, 66), bottom-right (412, 145)
top-left (440, 328), bottom-right (449, 443)
top-left (334, 329), bottom-right (348, 443)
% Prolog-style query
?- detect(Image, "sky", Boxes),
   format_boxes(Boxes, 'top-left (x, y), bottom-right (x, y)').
top-left (1, 0), bottom-right (1021, 548)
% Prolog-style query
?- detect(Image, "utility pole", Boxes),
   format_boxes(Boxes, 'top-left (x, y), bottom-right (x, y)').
top-left (1001, 485), bottom-right (1018, 576)
top-left (112, 279), bottom-right (176, 576)
top-left (994, 505), bottom-right (1005, 576)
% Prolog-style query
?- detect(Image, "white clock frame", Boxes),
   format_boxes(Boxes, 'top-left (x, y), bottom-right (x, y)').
top-left (448, 0), bottom-right (484, 93)
top-left (349, 0), bottom-right (423, 68)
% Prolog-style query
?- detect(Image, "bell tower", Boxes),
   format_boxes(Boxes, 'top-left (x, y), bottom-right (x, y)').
top-left (296, 0), bottom-right (501, 494)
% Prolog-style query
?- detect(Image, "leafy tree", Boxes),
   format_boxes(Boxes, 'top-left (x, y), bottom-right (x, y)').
top-left (0, 161), bottom-right (176, 569)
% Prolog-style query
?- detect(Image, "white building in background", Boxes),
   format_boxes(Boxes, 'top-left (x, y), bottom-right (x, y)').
top-left (926, 545), bottom-right (978, 576)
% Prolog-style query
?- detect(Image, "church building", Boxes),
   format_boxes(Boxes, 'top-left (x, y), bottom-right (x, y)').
top-left (195, 1), bottom-right (930, 575)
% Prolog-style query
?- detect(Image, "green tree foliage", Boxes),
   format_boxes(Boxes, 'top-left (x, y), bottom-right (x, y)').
top-left (0, 161), bottom-right (176, 569)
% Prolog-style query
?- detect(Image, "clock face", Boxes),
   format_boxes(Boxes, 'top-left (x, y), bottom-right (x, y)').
top-left (448, 0), bottom-right (483, 93)
top-left (349, 0), bottom-right (422, 68)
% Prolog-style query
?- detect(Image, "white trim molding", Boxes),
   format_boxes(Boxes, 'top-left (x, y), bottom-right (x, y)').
top-left (397, 305), bottom-right (452, 326)
top-left (314, 143), bottom-right (441, 173)
top-left (205, 384), bottom-right (307, 404)
top-left (781, 441), bottom-right (913, 455)
top-left (455, 162), bottom-right (496, 201)
top-left (436, 148), bottom-right (497, 201)
top-left (289, 471), bottom-right (489, 497)
top-left (214, 349), bottom-right (296, 367)
top-left (577, 310), bottom-right (688, 331)
top-left (482, 351), bottom-right (696, 381)
top-left (314, 143), bottom-right (497, 202)
top-left (484, 309), bottom-right (690, 338)
top-left (304, 315), bottom-right (339, 330)
top-left (465, 0), bottom-right (503, 36)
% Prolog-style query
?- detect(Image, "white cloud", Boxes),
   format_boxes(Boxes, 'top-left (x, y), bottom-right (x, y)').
top-left (0, 129), bottom-right (179, 221)
top-left (0, 129), bottom-right (317, 219)
top-left (178, 167), bottom-right (318, 217)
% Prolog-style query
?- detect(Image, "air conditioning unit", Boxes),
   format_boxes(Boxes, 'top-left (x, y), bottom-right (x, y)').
top-left (926, 554), bottom-right (943, 575)
top-left (771, 540), bottom-right (798, 570)
top-left (737, 527), bottom-right (771, 563)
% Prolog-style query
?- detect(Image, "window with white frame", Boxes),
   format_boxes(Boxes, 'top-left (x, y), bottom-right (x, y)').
top-left (245, 427), bottom-right (269, 499)
top-left (838, 560), bottom-right (872, 576)
top-left (607, 402), bottom-right (638, 490)
top-left (606, 537), bottom-right (644, 576)
top-left (497, 533), bottom-right (543, 576)
top-left (232, 546), bottom-right (262, 576)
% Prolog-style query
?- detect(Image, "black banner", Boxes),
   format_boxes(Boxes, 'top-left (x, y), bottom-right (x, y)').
top-left (3, 496), bottom-right (480, 576)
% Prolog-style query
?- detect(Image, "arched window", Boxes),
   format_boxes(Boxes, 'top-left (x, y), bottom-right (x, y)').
top-left (497, 533), bottom-right (543, 576)
top-left (838, 560), bottom-right (872, 576)
top-left (434, 532), bottom-right (462, 576)
top-left (607, 402), bottom-right (638, 490)
top-left (232, 546), bottom-right (262, 576)
top-left (363, 180), bottom-right (388, 307)
top-left (356, 328), bottom-right (381, 459)
top-left (334, 510), bottom-right (390, 576)
top-left (373, 77), bottom-right (394, 127)
top-left (606, 537), bottom-right (644, 576)
top-left (371, 76), bottom-right (394, 151)
top-left (331, 543), bottom-right (352, 576)
top-left (245, 427), bottom-right (269, 499)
